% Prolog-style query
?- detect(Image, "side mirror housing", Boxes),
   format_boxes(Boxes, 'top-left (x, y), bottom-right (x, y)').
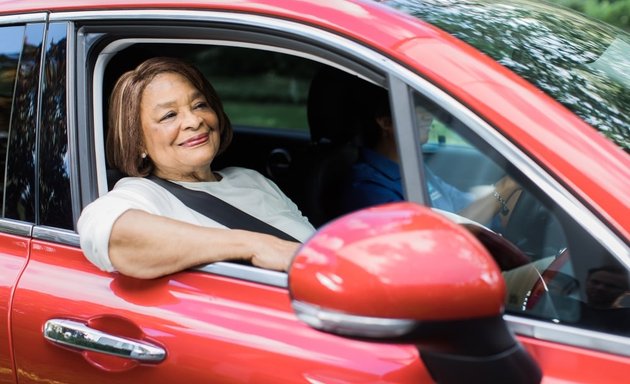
top-left (290, 202), bottom-right (505, 329)
top-left (289, 202), bottom-right (541, 384)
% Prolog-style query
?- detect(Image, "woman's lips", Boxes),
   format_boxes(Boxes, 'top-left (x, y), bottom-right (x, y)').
top-left (179, 133), bottom-right (209, 147)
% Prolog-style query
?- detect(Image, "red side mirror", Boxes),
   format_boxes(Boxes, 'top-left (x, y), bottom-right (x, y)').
top-left (289, 203), bottom-right (541, 384)
top-left (290, 202), bottom-right (505, 326)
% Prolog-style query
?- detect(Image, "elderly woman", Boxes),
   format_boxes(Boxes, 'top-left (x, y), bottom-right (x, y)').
top-left (78, 57), bottom-right (315, 279)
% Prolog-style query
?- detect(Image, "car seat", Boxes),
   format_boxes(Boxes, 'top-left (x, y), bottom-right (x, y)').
top-left (293, 66), bottom-right (368, 227)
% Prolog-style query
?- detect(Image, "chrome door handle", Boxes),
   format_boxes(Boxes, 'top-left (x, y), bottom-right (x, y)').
top-left (44, 319), bottom-right (166, 363)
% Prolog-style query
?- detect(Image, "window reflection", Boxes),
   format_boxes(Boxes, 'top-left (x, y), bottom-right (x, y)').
top-left (39, 23), bottom-right (71, 229)
top-left (389, 0), bottom-right (630, 151)
top-left (0, 25), bottom-right (25, 216)
top-left (4, 23), bottom-right (44, 222)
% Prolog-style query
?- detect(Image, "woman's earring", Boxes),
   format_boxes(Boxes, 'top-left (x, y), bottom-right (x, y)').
top-left (141, 152), bottom-right (147, 159)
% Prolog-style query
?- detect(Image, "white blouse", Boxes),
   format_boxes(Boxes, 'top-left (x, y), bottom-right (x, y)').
top-left (77, 167), bottom-right (315, 272)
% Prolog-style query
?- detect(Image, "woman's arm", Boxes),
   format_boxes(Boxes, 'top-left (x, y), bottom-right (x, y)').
top-left (108, 209), bottom-right (300, 279)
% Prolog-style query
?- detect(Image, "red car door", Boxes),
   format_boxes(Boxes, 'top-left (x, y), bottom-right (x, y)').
top-left (11, 238), bottom-right (429, 383)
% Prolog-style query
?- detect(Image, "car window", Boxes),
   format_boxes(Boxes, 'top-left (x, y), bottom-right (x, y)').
top-left (100, 43), bottom-right (324, 217)
top-left (2, 23), bottom-right (43, 223)
top-left (38, 23), bottom-right (71, 229)
top-left (389, 0), bottom-right (630, 152)
top-left (412, 91), bottom-right (630, 336)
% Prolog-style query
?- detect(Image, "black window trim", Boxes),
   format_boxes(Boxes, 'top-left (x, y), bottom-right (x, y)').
top-left (65, 21), bottom-right (81, 229)
top-left (0, 18), bottom-right (48, 226)
top-left (0, 16), bottom-right (42, 239)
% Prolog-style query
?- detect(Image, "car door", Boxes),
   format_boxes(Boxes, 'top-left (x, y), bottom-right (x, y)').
top-left (8, 10), bottom-right (430, 384)
top-left (0, 17), bottom-right (45, 384)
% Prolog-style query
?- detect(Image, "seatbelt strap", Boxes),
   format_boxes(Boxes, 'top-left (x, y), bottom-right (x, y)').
top-left (147, 175), bottom-right (299, 242)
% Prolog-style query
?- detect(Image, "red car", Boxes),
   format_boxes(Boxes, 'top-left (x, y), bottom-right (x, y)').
top-left (1, 0), bottom-right (628, 382)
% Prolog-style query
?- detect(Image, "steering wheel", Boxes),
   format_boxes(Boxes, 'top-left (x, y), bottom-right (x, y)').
top-left (436, 209), bottom-right (530, 271)
top-left (462, 223), bottom-right (530, 271)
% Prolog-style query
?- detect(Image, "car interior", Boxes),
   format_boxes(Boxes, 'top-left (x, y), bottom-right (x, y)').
top-left (100, 43), bottom-right (517, 228)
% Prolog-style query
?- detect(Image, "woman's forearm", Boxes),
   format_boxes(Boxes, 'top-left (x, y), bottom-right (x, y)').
top-left (108, 209), bottom-right (297, 278)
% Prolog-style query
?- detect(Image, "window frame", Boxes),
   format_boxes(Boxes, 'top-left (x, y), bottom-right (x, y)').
top-left (66, 11), bottom-right (389, 289)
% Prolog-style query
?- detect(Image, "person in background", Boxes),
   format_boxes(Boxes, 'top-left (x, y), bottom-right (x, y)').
top-left (78, 57), bottom-right (315, 279)
top-left (341, 83), bottom-right (520, 226)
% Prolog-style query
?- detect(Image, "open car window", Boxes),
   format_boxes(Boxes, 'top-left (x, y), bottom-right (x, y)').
top-left (99, 41), bottom-right (382, 226)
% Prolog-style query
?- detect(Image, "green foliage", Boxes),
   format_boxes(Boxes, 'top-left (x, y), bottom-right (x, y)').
top-left (222, 101), bottom-right (308, 131)
top-left (548, 0), bottom-right (630, 31)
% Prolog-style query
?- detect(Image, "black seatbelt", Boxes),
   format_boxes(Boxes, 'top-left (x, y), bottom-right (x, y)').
top-left (147, 175), bottom-right (299, 242)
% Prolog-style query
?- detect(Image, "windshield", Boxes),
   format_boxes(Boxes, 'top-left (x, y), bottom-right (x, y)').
top-left (384, 0), bottom-right (630, 151)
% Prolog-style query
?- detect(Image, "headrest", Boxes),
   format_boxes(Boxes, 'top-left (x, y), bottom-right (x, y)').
top-left (307, 66), bottom-right (368, 145)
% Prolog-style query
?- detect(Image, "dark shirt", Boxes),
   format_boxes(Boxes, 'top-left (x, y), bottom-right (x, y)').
top-left (341, 148), bottom-right (473, 214)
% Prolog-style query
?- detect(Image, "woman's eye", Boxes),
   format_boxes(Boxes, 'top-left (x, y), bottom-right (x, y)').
top-left (160, 112), bottom-right (176, 121)
top-left (194, 101), bottom-right (209, 109)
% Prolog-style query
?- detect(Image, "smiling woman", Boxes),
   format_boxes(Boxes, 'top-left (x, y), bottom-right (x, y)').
top-left (138, 72), bottom-right (222, 182)
top-left (78, 57), bottom-right (315, 279)
top-left (106, 57), bottom-right (232, 181)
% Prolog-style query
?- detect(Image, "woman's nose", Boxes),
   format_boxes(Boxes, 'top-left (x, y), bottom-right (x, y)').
top-left (182, 109), bottom-right (203, 130)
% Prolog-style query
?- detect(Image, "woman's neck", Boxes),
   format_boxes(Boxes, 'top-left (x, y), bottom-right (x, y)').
top-left (154, 167), bottom-right (218, 182)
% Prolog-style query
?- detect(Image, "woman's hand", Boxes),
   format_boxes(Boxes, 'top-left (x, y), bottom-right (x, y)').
top-left (247, 232), bottom-right (302, 272)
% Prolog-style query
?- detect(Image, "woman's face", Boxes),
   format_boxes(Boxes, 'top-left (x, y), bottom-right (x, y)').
top-left (140, 72), bottom-right (220, 181)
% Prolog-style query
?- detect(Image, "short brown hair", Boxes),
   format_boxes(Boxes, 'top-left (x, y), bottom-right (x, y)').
top-left (106, 57), bottom-right (232, 176)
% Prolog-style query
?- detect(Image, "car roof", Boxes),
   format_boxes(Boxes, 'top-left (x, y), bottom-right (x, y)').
top-left (1, 0), bottom-right (628, 237)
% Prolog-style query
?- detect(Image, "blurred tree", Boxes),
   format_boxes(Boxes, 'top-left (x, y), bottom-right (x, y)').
top-left (398, 0), bottom-right (630, 150)
top-left (548, 0), bottom-right (630, 31)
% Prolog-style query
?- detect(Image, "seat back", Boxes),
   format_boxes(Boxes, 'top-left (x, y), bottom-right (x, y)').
top-left (294, 67), bottom-right (368, 227)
